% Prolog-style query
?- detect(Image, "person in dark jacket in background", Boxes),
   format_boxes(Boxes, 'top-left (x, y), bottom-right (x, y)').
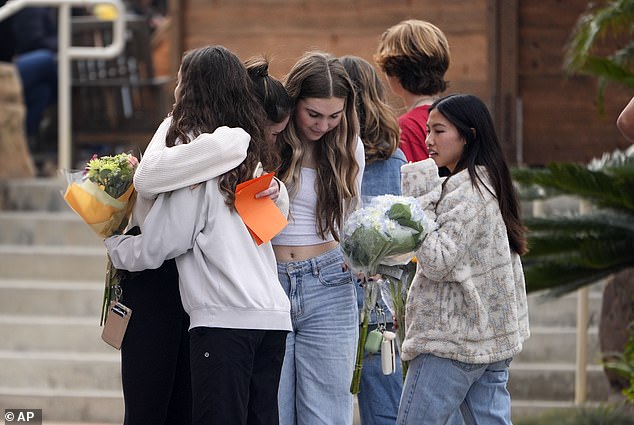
top-left (0, 4), bottom-right (58, 145)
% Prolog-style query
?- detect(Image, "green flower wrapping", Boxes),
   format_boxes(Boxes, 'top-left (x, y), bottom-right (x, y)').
top-left (342, 195), bottom-right (430, 276)
top-left (344, 195), bottom-right (433, 393)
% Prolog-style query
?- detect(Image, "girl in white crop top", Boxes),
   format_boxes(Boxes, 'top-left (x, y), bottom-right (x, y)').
top-left (272, 51), bottom-right (365, 425)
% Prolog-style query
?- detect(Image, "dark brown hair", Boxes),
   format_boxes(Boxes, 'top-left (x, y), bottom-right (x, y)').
top-left (244, 56), bottom-right (292, 124)
top-left (431, 94), bottom-right (528, 255)
top-left (166, 45), bottom-right (278, 208)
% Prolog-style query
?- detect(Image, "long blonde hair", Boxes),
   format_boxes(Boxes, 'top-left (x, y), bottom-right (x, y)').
top-left (341, 55), bottom-right (399, 165)
top-left (277, 51), bottom-right (360, 241)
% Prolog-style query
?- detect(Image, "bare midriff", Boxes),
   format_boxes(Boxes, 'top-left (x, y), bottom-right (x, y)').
top-left (273, 240), bottom-right (339, 263)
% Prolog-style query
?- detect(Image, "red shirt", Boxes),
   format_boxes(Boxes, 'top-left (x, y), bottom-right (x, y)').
top-left (398, 105), bottom-right (431, 162)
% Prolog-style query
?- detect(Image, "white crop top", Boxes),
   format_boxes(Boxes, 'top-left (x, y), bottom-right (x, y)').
top-left (272, 167), bottom-right (333, 246)
top-left (272, 137), bottom-right (366, 246)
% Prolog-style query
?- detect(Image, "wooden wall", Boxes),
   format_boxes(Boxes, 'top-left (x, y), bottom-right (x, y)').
top-left (168, 0), bottom-right (634, 166)
top-left (518, 0), bottom-right (632, 165)
top-left (170, 0), bottom-right (491, 113)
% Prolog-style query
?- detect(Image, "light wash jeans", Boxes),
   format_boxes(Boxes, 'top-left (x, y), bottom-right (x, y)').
top-left (357, 346), bottom-right (403, 425)
top-left (355, 280), bottom-right (403, 425)
top-left (397, 353), bottom-right (513, 425)
top-left (277, 246), bottom-right (359, 425)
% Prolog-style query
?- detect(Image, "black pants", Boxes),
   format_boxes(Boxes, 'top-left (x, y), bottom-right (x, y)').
top-left (119, 258), bottom-right (192, 425)
top-left (189, 327), bottom-right (288, 425)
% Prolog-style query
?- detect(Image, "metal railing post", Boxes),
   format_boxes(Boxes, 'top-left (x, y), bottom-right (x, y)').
top-left (0, 0), bottom-right (126, 170)
top-left (58, 2), bottom-right (71, 170)
top-left (574, 199), bottom-right (592, 405)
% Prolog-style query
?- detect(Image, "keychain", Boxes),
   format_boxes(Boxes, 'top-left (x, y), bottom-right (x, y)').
top-left (381, 330), bottom-right (397, 375)
top-left (364, 306), bottom-right (386, 353)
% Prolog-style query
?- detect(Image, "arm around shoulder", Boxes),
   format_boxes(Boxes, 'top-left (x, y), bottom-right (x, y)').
top-left (134, 127), bottom-right (251, 197)
top-left (104, 185), bottom-right (207, 271)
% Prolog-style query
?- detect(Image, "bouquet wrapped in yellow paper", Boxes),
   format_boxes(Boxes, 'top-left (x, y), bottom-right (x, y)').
top-left (61, 152), bottom-right (138, 325)
top-left (63, 153), bottom-right (138, 238)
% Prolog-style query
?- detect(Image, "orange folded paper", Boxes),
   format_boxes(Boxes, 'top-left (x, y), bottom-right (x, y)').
top-left (235, 172), bottom-right (288, 245)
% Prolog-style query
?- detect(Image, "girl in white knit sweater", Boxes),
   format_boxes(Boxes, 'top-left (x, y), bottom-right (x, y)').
top-left (105, 45), bottom-right (292, 425)
top-left (398, 94), bottom-right (530, 425)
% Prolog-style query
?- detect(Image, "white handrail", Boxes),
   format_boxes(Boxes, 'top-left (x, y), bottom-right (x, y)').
top-left (0, 0), bottom-right (126, 170)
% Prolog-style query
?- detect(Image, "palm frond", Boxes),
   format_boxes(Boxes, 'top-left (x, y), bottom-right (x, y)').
top-left (523, 262), bottom-right (617, 295)
top-left (515, 147), bottom-right (634, 296)
top-left (513, 161), bottom-right (634, 213)
top-left (577, 56), bottom-right (634, 89)
top-left (526, 212), bottom-right (634, 234)
top-left (522, 212), bottom-right (634, 295)
top-left (563, 0), bottom-right (634, 110)
top-left (564, 0), bottom-right (634, 71)
top-left (613, 40), bottom-right (634, 68)
top-left (587, 145), bottom-right (634, 169)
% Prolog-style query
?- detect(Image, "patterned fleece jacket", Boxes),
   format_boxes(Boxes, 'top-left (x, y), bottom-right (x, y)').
top-left (400, 158), bottom-right (530, 364)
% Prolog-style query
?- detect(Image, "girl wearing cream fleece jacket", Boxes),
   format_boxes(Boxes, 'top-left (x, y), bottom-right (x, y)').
top-left (397, 94), bottom-right (529, 425)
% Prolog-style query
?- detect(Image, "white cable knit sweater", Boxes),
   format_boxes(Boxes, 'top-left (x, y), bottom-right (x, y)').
top-left (400, 159), bottom-right (530, 364)
top-left (129, 116), bottom-right (288, 227)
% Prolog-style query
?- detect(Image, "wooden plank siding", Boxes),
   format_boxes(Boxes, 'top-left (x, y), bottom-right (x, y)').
top-left (489, 0), bottom-right (520, 164)
top-left (518, 0), bottom-right (632, 165)
top-left (171, 0), bottom-right (491, 114)
top-left (167, 0), bottom-right (633, 166)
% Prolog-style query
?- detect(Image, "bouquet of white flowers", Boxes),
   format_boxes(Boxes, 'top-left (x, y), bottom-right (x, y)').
top-left (343, 195), bottom-right (433, 392)
top-left (342, 194), bottom-right (431, 275)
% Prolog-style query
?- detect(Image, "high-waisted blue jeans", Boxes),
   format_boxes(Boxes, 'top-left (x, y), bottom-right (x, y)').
top-left (277, 246), bottom-right (359, 425)
top-left (397, 353), bottom-right (513, 425)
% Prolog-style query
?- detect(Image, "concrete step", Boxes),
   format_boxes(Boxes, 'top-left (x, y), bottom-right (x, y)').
top-left (527, 289), bottom-right (603, 328)
top-left (0, 387), bottom-right (123, 424)
top-left (0, 350), bottom-right (120, 391)
top-left (0, 279), bottom-right (103, 317)
top-left (0, 211), bottom-right (102, 247)
top-left (0, 245), bottom-right (107, 281)
top-left (508, 363), bottom-right (609, 402)
top-left (510, 400), bottom-right (603, 420)
top-left (521, 195), bottom-right (588, 218)
top-left (1, 178), bottom-right (69, 212)
top-left (0, 315), bottom-right (107, 353)
top-left (515, 326), bottom-right (600, 364)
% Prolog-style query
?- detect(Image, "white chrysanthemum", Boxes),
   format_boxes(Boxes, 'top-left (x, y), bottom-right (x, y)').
top-left (342, 195), bottom-right (433, 275)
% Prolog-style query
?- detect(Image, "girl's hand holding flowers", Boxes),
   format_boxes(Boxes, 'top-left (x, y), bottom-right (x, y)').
top-left (343, 195), bottom-right (433, 392)
top-left (61, 152), bottom-right (139, 325)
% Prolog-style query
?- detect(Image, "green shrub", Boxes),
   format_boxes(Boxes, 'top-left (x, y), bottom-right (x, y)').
top-left (604, 322), bottom-right (634, 405)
